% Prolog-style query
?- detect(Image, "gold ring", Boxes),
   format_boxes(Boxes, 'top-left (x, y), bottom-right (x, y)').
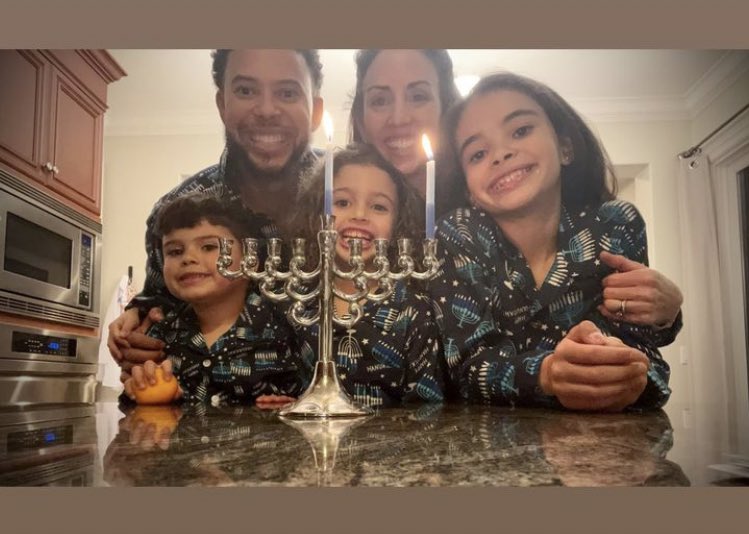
top-left (618, 299), bottom-right (627, 317)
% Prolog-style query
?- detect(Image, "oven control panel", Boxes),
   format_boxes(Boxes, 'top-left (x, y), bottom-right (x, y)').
top-left (78, 233), bottom-right (93, 308)
top-left (11, 331), bottom-right (77, 357)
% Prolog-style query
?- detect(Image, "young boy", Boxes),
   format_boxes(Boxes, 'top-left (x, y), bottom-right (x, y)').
top-left (123, 193), bottom-right (306, 405)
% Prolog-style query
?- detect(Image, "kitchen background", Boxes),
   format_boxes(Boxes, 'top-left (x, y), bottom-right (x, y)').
top-left (19, 49), bottom-right (747, 483)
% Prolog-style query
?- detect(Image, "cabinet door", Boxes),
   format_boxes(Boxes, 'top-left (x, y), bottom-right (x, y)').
top-left (0, 50), bottom-right (48, 184)
top-left (46, 66), bottom-right (104, 216)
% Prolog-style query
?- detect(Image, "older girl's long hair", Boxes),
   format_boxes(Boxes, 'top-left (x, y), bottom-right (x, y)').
top-left (284, 143), bottom-right (425, 266)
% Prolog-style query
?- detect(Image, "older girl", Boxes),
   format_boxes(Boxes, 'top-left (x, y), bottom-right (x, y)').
top-left (430, 72), bottom-right (673, 411)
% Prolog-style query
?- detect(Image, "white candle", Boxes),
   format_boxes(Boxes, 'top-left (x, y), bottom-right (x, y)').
top-left (323, 111), bottom-right (334, 216)
top-left (421, 134), bottom-right (435, 239)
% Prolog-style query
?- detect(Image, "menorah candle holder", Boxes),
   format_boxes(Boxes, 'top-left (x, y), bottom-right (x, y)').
top-left (217, 214), bottom-right (439, 418)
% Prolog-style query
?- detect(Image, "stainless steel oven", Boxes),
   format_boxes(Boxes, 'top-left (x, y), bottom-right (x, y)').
top-left (0, 405), bottom-right (97, 486)
top-left (0, 169), bottom-right (102, 405)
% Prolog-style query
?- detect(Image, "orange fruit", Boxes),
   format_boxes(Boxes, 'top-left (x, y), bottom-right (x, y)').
top-left (130, 405), bottom-right (180, 433)
top-left (134, 366), bottom-right (179, 405)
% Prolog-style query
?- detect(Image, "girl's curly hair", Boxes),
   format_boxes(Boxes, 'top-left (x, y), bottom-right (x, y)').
top-left (283, 143), bottom-right (425, 267)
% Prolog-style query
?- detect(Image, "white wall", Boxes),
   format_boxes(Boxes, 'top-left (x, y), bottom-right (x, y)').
top-left (99, 134), bottom-right (224, 323)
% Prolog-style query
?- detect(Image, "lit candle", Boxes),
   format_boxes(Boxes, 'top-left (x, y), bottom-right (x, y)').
top-left (323, 111), bottom-right (334, 216)
top-left (421, 134), bottom-right (435, 239)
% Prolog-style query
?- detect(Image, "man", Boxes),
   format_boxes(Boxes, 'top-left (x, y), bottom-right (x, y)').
top-left (108, 49), bottom-right (324, 375)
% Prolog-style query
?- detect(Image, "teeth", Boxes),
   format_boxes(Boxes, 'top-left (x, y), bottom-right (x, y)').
top-left (385, 138), bottom-right (415, 150)
top-left (252, 134), bottom-right (284, 144)
top-left (342, 231), bottom-right (372, 241)
top-left (492, 166), bottom-right (532, 191)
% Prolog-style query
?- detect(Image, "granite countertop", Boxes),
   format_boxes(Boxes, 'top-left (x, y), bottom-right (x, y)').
top-left (5, 401), bottom-right (733, 487)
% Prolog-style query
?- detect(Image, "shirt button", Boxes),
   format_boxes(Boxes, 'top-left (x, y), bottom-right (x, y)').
top-left (202, 359), bottom-right (211, 367)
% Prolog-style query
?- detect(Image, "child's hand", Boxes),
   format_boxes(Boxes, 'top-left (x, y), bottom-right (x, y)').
top-left (255, 394), bottom-right (296, 410)
top-left (539, 320), bottom-right (648, 412)
top-left (122, 405), bottom-right (183, 451)
top-left (123, 361), bottom-right (181, 404)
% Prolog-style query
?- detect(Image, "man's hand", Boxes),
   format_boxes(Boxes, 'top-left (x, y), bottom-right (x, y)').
top-left (108, 307), bottom-right (166, 375)
top-left (539, 320), bottom-right (649, 412)
top-left (599, 251), bottom-right (683, 329)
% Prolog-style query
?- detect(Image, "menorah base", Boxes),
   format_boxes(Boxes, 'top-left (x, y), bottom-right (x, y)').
top-left (279, 361), bottom-right (373, 418)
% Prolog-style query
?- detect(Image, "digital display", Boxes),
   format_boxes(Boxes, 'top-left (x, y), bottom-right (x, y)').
top-left (11, 331), bottom-right (77, 357)
top-left (7, 425), bottom-right (73, 451)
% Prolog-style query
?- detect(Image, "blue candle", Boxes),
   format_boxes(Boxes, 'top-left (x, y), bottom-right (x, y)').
top-left (323, 112), bottom-right (334, 216)
top-left (422, 134), bottom-right (435, 239)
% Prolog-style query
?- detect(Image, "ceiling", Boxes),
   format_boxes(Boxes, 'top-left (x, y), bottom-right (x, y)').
top-left (104, 49), bottom-right (738, 145)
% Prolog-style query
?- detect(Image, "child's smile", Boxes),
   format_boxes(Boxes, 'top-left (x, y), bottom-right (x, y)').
top-left (162, 220), bottom-right (244, 304)
top-left (456, 89), bottom-right (568, 221)
top-left (332, 163), bottom-right (398, 266)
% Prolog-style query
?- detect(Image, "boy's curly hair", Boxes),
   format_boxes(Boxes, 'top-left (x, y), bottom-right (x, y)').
top-left (154, 192), bottom-right (255, 245)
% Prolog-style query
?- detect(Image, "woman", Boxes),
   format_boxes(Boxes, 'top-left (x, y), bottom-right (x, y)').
top-left (347, 49), bottom-right (682, 344)
top-left (348, 49), bottom-right (464, 217)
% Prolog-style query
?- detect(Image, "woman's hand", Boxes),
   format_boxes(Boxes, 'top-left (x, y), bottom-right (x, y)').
top-left (539, 320), bottom-right (649, 412)
top-left (598, 251), bottom-right (683, 329)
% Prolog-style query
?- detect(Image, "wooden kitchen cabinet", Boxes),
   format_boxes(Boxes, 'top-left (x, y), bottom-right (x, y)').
top-left (0, 49), bottom-right (125, 220)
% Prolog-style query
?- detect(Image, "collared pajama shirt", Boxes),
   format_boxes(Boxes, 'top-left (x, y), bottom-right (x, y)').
top-left (430, 200), bottom-right (676, 409)
top-left (292, 281), bottom-right (446, 408)
top-left (127, 148), bottom-right (319, 318)
top-left (147, 290), bottom-right (307, 405)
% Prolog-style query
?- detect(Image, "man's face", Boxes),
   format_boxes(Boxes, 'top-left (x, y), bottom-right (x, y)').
top-left (216, 50), bottom-right (323, 177)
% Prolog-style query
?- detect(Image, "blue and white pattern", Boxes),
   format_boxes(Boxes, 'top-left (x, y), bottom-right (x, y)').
top-left (429, 200), bottom-right (676, 409)
top-left (292, 280), bottom-right (445, 407)
top-left (147, 290), bottom-right (306, 405)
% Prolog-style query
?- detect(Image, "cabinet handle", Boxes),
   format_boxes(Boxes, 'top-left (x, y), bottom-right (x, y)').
top-left (43, 162), bottom-right (54, 172)
top-left (52, 165), bottom-right (59, 175)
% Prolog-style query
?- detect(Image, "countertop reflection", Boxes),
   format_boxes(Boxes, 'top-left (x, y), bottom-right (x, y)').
top-left (0, 402), bottom-right (706, 487)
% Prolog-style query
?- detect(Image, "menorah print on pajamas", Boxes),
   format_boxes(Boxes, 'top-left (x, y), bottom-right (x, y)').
top-left (292, 280), bottom-right (445, 408)
top-left (146, 290), bottom-right (307, 405)
top-left (430, 200), bottom-right (673, 409)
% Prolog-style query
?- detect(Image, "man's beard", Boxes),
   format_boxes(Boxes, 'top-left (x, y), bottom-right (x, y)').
top-left (224, 130), bottom-right (308, 185)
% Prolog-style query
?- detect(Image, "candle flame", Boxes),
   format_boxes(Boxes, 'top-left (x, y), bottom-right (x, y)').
top-left (421, 133), bottom-right (434, 160)
top-left (323, 111), bottom-right (334, 142)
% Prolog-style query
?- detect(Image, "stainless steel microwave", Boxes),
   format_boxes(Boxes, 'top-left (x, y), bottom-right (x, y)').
top-left (0, 170), bottom-right (101, 329)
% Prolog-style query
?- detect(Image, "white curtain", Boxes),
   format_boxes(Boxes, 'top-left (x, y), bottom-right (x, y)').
top-left (676, 152), bottom-right (730, 461)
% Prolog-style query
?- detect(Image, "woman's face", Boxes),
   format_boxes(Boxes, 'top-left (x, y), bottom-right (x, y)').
top-left (357, 50), bottom-right (442, 184)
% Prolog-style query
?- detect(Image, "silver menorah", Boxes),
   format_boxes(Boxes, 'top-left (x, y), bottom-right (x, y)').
top-left (217, 214), bottom-right (438, 418)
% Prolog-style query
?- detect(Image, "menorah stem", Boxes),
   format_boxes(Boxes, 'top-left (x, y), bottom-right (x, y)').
top-left (318, 223), bottom-right (335, 366)
top-left (279, 214), bottom-right (372, 418)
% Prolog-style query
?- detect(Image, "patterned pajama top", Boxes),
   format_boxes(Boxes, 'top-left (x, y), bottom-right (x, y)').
top-left (146, 290), bottom-right (307, 405)
top-left (292, 281), bottom-right (446, 408)
top-left (429, 200), bottom-right (677, 409)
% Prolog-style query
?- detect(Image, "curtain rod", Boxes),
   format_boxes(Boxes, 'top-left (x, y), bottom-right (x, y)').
top-left (679, 102), bottom-right (749, 159)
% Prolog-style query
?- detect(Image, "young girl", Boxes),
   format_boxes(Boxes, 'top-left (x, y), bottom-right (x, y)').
top-left (285, 144), bottom-right (445, 407)
top-left (430, 72), bottom-right (672, 411)
top-left (123, 194), bottom-right (306, 405)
